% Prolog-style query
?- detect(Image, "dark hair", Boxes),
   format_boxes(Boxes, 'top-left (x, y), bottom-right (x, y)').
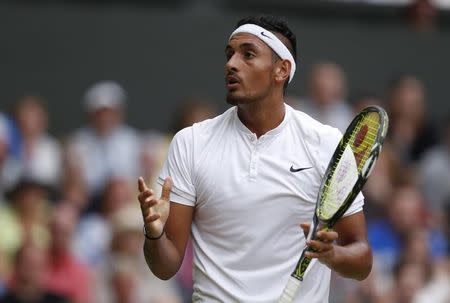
top-left (237, 15), bottom-right (297, 63)
top-left (236, 15), bottom-right (297, 91)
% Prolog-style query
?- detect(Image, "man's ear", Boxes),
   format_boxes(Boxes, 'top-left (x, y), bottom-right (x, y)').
top-left (274, 59), bottom-right (291, 84)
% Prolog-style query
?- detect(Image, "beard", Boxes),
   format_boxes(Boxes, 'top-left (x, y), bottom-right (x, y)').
top-left (226, 86), bottom-right (271, 106)
top-left (226, 92), bottom-right (254, 105)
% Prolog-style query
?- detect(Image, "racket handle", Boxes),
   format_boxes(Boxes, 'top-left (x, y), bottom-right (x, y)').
top-left (278, 276), bottom-right (301, 303)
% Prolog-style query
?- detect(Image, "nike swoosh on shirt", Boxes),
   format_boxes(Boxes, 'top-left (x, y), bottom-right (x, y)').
top-left (290, 165), bottom-right (313, 173)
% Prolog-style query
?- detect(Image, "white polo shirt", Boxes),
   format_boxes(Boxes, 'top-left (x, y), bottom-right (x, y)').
top-left (158, 104), bottom-right (364, 303)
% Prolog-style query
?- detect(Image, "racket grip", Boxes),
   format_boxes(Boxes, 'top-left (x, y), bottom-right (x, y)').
top-left (278, 276), bottom-right (301, 303)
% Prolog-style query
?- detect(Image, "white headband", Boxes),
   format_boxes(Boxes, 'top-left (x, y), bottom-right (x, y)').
top-left (229, 23), bottom-right (296, 83)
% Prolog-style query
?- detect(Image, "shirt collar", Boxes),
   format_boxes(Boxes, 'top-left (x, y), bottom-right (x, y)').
top-left (233, 103), bottom-right (291, 138)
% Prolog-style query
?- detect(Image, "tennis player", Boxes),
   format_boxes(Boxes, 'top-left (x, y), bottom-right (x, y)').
top-left (138, 15), bottom-right (372, 302)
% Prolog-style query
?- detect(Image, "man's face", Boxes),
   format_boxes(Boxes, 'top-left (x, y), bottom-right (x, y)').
top-left (89, 106), bottom-right (122, 136)
top-left (310, 65), bottom-right (345, 106)
top-left (16, 100), bottom-right (47, 138)
top-left (225, 33), bottom-right (277, 105)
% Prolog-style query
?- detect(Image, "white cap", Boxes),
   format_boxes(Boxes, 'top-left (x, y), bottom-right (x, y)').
top-left (83, 81), bottom-right (127, 112)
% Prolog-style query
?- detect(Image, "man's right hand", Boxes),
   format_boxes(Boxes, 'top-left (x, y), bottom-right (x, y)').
top-left (138, 176), bottom-right (172, 238)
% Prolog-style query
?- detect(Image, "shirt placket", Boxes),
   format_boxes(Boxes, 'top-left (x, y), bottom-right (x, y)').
top-left (249, 134), bottom-right (259, 179)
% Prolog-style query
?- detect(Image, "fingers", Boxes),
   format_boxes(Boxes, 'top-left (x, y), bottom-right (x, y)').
top-left (304, 228), bottom-right (339, 261)
top-left (306, 239), bottom-right (334, 253)
top-left (138, 188), bottom-right (154, 205)
top-left (140, 195), bottom-right (159, 225)
top-left (138, 177), bottom-right (148, 193)
top-left (316, 229), bottom-right (339, 243)
top-left (137, 177), bottom-right (170, 236)
top-left (137, 177), bottom-right (154, 203)
top-left (305, 239), bottom-right (334, 260)
top-left (300, 223), bottom-right (310, 239)
top-left (160, 177), bottom-right (173, 201)
top-left (145, 212), bottom-right (161, 222)
top-left (305, 250), bottom-right (333, 259)
top-left (137, 177), bottom-right (156, 217)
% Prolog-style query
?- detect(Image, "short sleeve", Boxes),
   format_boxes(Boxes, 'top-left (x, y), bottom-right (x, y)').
top-left (343, 191), bottom-right (364, 217)
top-left (315, 126), bottom-right (364, 217)
top-left (157, 128), bottom-right (196, 206)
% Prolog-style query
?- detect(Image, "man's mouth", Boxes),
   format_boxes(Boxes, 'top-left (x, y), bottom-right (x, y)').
top-left (226, 74), bottom-right (241, 90)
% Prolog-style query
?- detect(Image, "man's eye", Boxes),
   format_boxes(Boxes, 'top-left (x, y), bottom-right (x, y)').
top-left (244, 52), bottom-right (255, 59)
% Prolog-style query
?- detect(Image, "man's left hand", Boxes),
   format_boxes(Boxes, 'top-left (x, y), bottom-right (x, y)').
top-left (300, 223), bottom-right (339, 265)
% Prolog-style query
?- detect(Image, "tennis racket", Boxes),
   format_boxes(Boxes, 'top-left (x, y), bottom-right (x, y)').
top-left (278, 106), bottom-right (389, 303)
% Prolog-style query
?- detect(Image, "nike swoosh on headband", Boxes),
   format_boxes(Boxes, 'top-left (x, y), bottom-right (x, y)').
top-left (260, 31), bottom-right (273, 39)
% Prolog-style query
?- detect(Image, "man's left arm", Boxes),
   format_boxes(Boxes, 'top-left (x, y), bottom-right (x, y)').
top-left (302, 211), bottom-right (373, 281)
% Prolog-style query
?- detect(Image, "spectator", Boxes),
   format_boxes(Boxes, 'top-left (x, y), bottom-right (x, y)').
top-left (292, 62), bottom-right (353, 132)
top-left (12, 96), bottom-right (62, 189)
top-left (95, 204), bottom-right (181, 303)
top-left (386, 75), bottom-right (438, 164)
top-left (0, 114), bottom-right (21, 203)
top-left (0, 177), bottom-right (51, 281)
top-left (394, 228), bottom-right (449, 303)
top-left (44, 202), bottom-right (92, 303)
top-left (140, 132), bottom-right (169, 190)
top-left (367, 185), bottom-right (448, 294)
top-left (406, 0), bottom-right (438, 33)
top-left (343, 272), bottom-right (382, 303)
top-left (72, 176), bottom-right (135, 267)
top-left (0, 242), bottom-right (69, 303)
top-left (65, 81), bottom-right (140, 211)
top-left (382, 258), bottom-right (432, 303)
top-left (362, 143), bottom-right (409, 220)
top-left (169, 97), bottom-right (218, 135)
top-left (418, 113), bottom-right (450, 212)
top-left (413, 259), bottom-right (450, 303)
top-left (109, 257), bottom-right (138, 303)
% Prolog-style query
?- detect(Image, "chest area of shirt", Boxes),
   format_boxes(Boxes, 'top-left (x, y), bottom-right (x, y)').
top-left (193, 132), bottom-right (321, 212)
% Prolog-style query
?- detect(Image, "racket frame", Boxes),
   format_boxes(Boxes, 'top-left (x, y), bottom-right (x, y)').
top-left (286, 106), bottom-right (388, 283)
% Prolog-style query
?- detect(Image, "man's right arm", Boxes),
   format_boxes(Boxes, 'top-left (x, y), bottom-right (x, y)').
top-left (143, 201), bottom-right (194, 280)
top-left (140, 128), bottom-right (196, 279)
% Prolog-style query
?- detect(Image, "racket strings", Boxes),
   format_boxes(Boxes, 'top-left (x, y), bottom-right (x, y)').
top-left (350, 113), bottom-right (380, 172)
top-left (319, 145), bottom-right (353, 219)
top-left (318, 112), bottom-right (382, 220)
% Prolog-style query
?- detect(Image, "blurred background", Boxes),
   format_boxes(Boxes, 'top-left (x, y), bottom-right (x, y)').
top-left (0, 0), bottom-right (449, 302)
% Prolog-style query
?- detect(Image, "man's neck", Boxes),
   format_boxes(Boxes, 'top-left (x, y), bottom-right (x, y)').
top-left (237, 96), bottom-right (285, 138)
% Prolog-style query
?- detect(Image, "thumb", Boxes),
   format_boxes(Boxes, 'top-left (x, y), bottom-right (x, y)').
top-left (300, 223), bottom-right (310, 239)
top-left (160, 177), bottom-right (173, 201)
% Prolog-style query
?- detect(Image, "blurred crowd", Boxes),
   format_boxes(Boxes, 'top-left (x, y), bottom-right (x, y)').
top-left (0, 61), bottom-right (448, 303)
top-left (288, 62), bottom-right (450, 303)
top-left (0, 81), bottom-right (216, 303)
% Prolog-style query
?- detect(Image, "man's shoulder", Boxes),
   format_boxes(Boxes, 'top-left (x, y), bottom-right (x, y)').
top-left (174, 107), bottom-right (235, 141)
top-left (194, 106), bottom-right (235, 130)
top-left (288, 105), bottom-right (342, 145)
